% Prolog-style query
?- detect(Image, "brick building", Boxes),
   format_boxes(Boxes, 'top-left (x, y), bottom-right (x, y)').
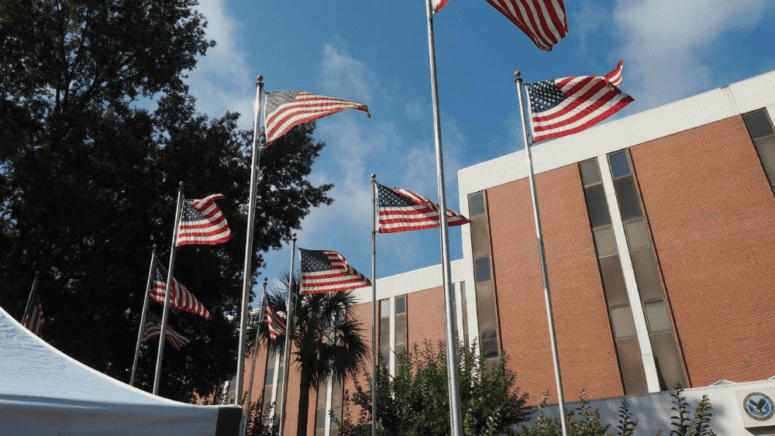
top-left (242, 70), bottom-right (775, 435)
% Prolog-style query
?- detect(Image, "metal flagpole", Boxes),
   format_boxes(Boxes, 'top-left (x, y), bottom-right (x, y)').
top-left (130, 245), bottom-right (158, 386)
top-left (514, 71), bottom-right (569, 436)
top-left (22, 271), bottom-right (40, 323)
top-left (236, 75), bottom-right (266, 410)
top-left (424, 1), bottom-right (463, 435)
top-left (277, 233), bottom-right (297, 436)
top-left (153, 182), bottom-right (185, 396)
top-left (242, 278), bottom-right (269, 436)
top-left (370, 174), bottom-right (378, 436)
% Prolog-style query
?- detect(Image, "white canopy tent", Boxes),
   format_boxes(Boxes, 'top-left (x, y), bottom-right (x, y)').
top-left (0, 305), bottom-right (240, 436)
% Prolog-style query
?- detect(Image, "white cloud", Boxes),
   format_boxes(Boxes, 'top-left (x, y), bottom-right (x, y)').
top-left (405, 98), bottom-right (429, 121)
top-left (186, 0), bottom-right (255, 129)
top-left (612, 0), bottom-right (775, 110)
top-left (321, 42), bottom-right (380, 104)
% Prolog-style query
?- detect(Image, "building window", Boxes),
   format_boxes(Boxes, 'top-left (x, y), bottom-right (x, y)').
top-left (395, 295), bottom-right (407, 355)
top-left (468, 191), bottom-right (500, 359)
top-left (480, 329), bottom-right (498, 358)
top-left (580, 158), bottom-right (648, 395)
top-left (743, 109), bottom-right (775, 190)
top-left (379, 299), bottom-right (390, 364)
top-left (469, 192), bottom-right (485, 216)
top-left (607, 151), bottom-right (686, 392)
top-left (474, 257), bottom-right (491, 282)
top-left (460, 282), bottom-right (469, 348)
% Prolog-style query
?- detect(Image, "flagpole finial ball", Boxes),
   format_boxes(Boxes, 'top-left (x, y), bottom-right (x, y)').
top-left (371, 173), bottom-right (376, 180)
top-left (179, 181), bottom-right (185, 187)
top-left (292, 232), bottom-right (297, 239)
top-left (257, 75), bottom-right (263, 82)
top-left (153, 244), bottom-right (157, 250)
top-left (515, 71), bottom-right (521, 79)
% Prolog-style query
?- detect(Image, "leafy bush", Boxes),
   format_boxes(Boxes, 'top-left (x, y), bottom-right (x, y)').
top-left (336, 340), bottom-right (529, 436)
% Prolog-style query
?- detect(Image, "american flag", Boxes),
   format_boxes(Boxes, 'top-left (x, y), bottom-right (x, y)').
top-left (524, 60), bottom-right (633, 143)
top-left (261, 305), bottom-right (286, 342)
top-left (176, 194), bottom-right (233, 247)
top-left (376, 182), bottom-right (470, 233)
top-left (22, 287), bottom-right (44, 338)
top-left (264, 91), bottom-right (370, 146)
top-left (299, 249), bottom-right (371, 294)
top-left (141, 321), bottom-right (191, 350)
top-left (150, 261), bottom-right (212, 320)
top-left (485, 0), bottom-right (567, 51)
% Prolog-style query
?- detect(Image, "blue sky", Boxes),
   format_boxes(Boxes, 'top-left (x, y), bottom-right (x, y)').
top-left (180, 0), bottom-right (775, 301)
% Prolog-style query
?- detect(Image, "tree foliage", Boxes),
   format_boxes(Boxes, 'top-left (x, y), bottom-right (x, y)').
top-left (248, 275), bottom-right (369, 436)
top-left (0, 0), bottom-right (333, 401)
top-left (341, 340), bottom-right (530, 436)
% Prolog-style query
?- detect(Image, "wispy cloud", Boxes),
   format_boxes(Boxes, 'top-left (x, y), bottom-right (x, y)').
top-left (186, 0), bottom-right (255, 129)
top-left (321, 41), bottom-right (380, 104)
top-left (611, 0), bottom-right (775, 110)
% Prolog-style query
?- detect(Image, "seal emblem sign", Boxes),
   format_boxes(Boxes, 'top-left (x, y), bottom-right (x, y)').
top-left (744, 392), bottom-right (774, 421)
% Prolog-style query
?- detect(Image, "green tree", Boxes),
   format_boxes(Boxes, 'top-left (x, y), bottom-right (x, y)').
top-left (0, 0), bottom-right (333, 401)
top-left (249, 275), bottom-right (369, 436)
top-left (344, 340), bottom-right (530, 436)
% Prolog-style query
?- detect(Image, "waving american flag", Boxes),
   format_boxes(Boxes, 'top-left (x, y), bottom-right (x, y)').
top-left (261, 305), bottom-right (286, 342)
top-left (376, 182), bottom-right (469, 234)
top-left (299, 249), bottom-right (371, 294)
top-left (141, 321), bottom-right (191, 350)
top-left (150, 260), bottom-right (212, 320)
top-left (22, 287), bottom-right (44, 338)
top-left (176, 194), bottom-right (233, 247)
top-left (264, 91), bottom-right (370, 146)
top-left (525, 60), bottom-right (633, 143)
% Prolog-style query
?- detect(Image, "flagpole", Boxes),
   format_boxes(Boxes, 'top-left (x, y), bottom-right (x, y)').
top-left (370, 174), bottom-right (378, 436)
top-left (130, 245), bottom-right (157, 386)
top-left (424, 2), bottom-right (463, 435)
top-left (243, 277), bottom-right (269, 436)
top-left (514, 71), bottom-right (569, 436)
top-left (22, 271), bottom-right (40, 323)
top-left (277, 233), bottom-right (297, 436)
top-left (153, 182), bottom-right (185, 396)
top-left (237, 75), bottom-right (266, 411)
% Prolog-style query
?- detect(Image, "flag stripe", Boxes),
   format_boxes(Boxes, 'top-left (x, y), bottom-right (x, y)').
top-left (376, 183), bottom-right (470, 233)
top-left (604, 60), bottom-right (624, 87)
top-left (432, 0), bottom-right (450, 14)
top-left (176, 194), bottom-right (233, 246)
top-left (525, 61), bottom-right (633, 143)
top-left (150, 262), bottom-right (212, 320)
top-left (261, 305), bottom-right (286, 342)
top-left (141, 322), bottom-right (190, 350)
top-left (485, 0), bottom-right (567, 51)
top-left (265, 92), bottom-right (370, 146)
top-left (299, 249), bottom-right (371, 294)
top-left (22, 300), bottom-right (44, 338)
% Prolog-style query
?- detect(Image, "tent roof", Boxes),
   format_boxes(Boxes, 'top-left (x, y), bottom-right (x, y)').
top-left (0, 305), bottom-right (240, 436)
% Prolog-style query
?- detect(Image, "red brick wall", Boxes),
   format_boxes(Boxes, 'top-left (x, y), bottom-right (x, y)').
top-left (630, 115), bottom-right (775, 386)
top-left (486, 164), bottom-right (624, 404)
top-left (254, 302), bottom-right (372, 436)
top-left (280, 340), bottom-right (318, 436)
top-left (241, 341), bottom-right (270, 413)
top-left (407, 286), bottom-right (446, 352)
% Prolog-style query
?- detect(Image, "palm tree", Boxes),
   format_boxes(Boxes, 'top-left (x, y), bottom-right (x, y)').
top-left (246, 274), bottom-right (369, 436)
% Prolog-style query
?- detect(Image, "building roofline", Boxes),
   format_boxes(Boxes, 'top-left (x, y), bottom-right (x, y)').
top-left (458, 70), bottom-right (775, 196)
